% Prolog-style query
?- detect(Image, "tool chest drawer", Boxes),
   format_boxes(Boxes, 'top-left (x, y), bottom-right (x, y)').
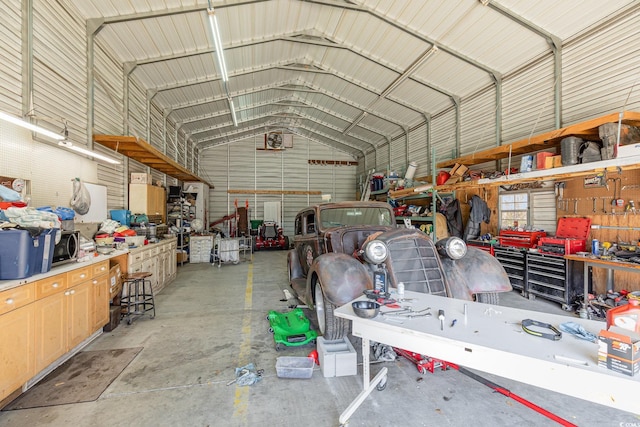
top-left (526, 252), bottom-right (588, 310)
top-left (494, 246), bottom-right (527, 294)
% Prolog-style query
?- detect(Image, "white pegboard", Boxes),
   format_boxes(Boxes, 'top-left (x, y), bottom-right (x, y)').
top-left (0, 120), bottom-right (99, 211)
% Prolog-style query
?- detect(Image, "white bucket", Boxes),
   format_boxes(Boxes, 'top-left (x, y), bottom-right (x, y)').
top-left (404, 161), bottom-right (418, 180)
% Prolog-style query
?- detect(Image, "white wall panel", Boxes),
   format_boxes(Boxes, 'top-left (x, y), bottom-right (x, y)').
top-left (501, 55), bottom-right (556, 144)
top-left (408, 123), bottom-right (429, 179)
top-left (430, 110), bottom-right (456, 164)
top-left (460, 88), bottom-right (497, 157)
top-left (562, 9), bottom-right (640, 123)
top-left (389, 132), bottom-right (407, 175)
top-left (0, 0), bottom-right (21, 114)
top-left (32, 1), bottom-right (86, 141)
top-left (127, 79), bottom-right (147, 140)
top-left (201, 135), bottom-right (355, 236)
top-left (0, 121), bottom-right (98, 211)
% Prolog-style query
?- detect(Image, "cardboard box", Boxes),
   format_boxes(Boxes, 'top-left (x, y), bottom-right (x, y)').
top-left (536, 152), bottom-right (555, 169)
top-left (598, 328), bottom-right (640, 376)
top-left (544, 155), bottom-right (563, 169)
top-left (108, 263), bottom-right (122, 299)
top-left (449, 163), bottom-right (468, 177)
top-left (131, 173), bottom-right (153, 184)
top-left (176, 250), bottom-right (188, 263)
top-left (317, 336), bottom-right (357, 377)
top-left (444, 175), bottom-right (462, 185)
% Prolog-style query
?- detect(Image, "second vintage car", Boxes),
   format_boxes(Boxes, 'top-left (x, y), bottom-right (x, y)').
top-left (287, 201), bottom-right (512, 339)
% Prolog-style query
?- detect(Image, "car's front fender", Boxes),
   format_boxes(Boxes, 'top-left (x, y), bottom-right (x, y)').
top-left (308, 252), bottom-right (373, 307)
top-left (440, 247), bottom-right (512, 298)
top-left (287, 249), bottom-right (304, 281)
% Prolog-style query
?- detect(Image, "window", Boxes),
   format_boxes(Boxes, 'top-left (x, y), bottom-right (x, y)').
top-left (500, 193), bottom-right (528, 228)
top-left (499, 188), bottom-right (557, 234)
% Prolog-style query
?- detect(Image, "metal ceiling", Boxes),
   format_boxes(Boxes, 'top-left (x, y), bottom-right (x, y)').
top-left (64, 0), bottom-right (635, 158)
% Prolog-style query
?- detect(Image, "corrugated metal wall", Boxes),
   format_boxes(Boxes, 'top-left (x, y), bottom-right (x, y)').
top-left (0, 0), bottom-right (21, 115)
top-left (562, 7), bottom-right (640, 122)
top-left (407, 123), bottom-right (429, 179)
top-left (501, 55), bottom-right (556, 144)
top-left (200, 136), bottom-right (357, 236)
top-left (430, 110), bottom-right (457, 164)
top-left (460, 88), bottom-right (497, 157)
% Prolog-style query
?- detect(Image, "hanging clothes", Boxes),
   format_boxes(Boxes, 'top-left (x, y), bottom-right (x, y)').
top-left (439, 197), bottom-right (463, 238)
top-left (464, 195), bottom-right (491, 241)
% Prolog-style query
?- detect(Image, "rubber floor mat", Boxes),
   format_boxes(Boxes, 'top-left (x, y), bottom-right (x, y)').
top-left (3, 347), bottom-right (143, 410)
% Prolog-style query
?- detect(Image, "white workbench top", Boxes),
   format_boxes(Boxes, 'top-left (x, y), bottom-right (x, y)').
top-left (0, 249), bottom-right (129, 293)
top-left (336, 290), bottom-right (640, 414)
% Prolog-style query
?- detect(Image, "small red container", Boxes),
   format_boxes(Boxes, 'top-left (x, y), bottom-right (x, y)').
top-left (607, 300), bottom-right (640, 334)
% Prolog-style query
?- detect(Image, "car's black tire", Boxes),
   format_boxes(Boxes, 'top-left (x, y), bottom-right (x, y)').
top-left (476, 292), bottom-right (499, 305)
top-left (314, 280), bottom-right (348, 340)
top-left (283, 235), bottom-right (290, 250)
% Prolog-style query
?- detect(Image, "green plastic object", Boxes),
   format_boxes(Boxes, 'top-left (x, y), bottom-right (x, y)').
top-left (267, 308), bottom-right (318, 351)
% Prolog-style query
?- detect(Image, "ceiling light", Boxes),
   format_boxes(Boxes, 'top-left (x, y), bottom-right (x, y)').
top-left (229, 98), bottom-right (238, 127)
top-left (58, 140), bottom-right (121, 164)
top-left (380, 45), bottom-right (439, 98)
top-left (0, 111), bottom-right (66, 140)
top-left (207, 4), bottom-right (228, 82)
top-left (343, 112), bottom-right (367, 135)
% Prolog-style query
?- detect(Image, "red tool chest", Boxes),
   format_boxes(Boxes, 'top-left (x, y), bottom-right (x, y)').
top-left (537, 217), bottom-right (591, 255)
top-left (498, 230), bottom-right (547, 249)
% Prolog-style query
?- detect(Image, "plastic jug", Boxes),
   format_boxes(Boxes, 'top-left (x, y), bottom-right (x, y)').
top-left (607, 299), bottom-right (640, 333)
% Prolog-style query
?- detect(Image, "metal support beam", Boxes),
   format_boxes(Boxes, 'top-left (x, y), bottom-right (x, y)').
top-left (21, 0), bottom-right (32, 117)
top-left (423, 114), bottom-right (432, 176)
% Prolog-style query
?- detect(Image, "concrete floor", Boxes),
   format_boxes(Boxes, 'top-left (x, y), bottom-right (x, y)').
top-left (1, 250), bottom-right (637, 427)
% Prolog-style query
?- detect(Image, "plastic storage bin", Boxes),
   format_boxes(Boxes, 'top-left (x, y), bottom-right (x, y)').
top-left (110, 209), bottom-right (131, 226)
top-left (0, 229), bottom-right (34, 279)
top-left (275, 356), bottom-right (315, 379)
top-left (30, 228), bottom-right (57, 275)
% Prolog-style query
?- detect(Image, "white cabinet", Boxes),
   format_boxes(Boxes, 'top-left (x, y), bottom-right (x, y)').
top-left (189, 235), bottom-right (213, 263)
top-left (127, 238), bottom-right (177, 295)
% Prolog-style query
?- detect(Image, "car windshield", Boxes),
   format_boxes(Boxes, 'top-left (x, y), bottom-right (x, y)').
top-left (320, 207), bottom-right (393, 228)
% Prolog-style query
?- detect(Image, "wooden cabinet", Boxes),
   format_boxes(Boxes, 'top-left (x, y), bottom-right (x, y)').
top-left (0, 259), bottom-right (114, 403)
top-left (129, 183), bottom-right (166, 222)
top-left (34, 278), bottom-right (67, 371)
top-left (33, 261), bottom-right (110, 373)
top-left (0, 284), bottom-right (35, 400)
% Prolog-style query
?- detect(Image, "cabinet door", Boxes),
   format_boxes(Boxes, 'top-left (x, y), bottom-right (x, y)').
top-left (142, 257), bottom-right (158, 294)
top-left (0, 304), bottom-right (35, 401)
top-left (92, 275), bottom-right (110, 331)
top-left (34, 292), bottom-right (67, 371)
top-left (66, 281), bottom-right (92, 349)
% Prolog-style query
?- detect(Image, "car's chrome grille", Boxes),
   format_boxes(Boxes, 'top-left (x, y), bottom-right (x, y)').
top-left (386, 237), bottom-right (447, 297)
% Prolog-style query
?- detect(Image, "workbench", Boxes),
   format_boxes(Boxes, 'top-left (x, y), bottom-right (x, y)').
top-left (564, 254), bottom-right (640, 314)
top-left (334, 291), bottom-right (640, 425)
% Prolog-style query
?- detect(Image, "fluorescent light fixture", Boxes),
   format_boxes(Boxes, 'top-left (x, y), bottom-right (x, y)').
top-left (343, 112), bottom-right (367, 135)
top-left (207, 6), bottom-right (229, 82)
top-left (0, 111), bottom-right (65, 140)
top-left (229, 98), bottom-right (238, 127)
top-left (380, 45), bottom-right (439, 98)
top-left (58, 140), bottom-right (121, 165)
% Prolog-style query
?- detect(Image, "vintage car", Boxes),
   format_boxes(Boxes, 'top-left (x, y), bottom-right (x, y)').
top-left (287, 201), bottom-right (512, 339)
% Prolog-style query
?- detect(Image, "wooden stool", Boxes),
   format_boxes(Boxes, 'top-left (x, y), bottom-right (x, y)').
top-left (121, 272), bottom-right (155, 324)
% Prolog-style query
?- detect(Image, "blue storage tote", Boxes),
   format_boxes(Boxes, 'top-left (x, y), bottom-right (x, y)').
top-left (0, 229), bottom-right (34, 280)
top-left (30, 228), bottom-right (57, 275)
top-left (110, 209), bottom-right (131, 226)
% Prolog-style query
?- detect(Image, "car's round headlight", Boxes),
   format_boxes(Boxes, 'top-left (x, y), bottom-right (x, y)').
top-left (435, 237), bottom-right (467, 260)
top-left (362, 240), bottom-right (389, 264)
